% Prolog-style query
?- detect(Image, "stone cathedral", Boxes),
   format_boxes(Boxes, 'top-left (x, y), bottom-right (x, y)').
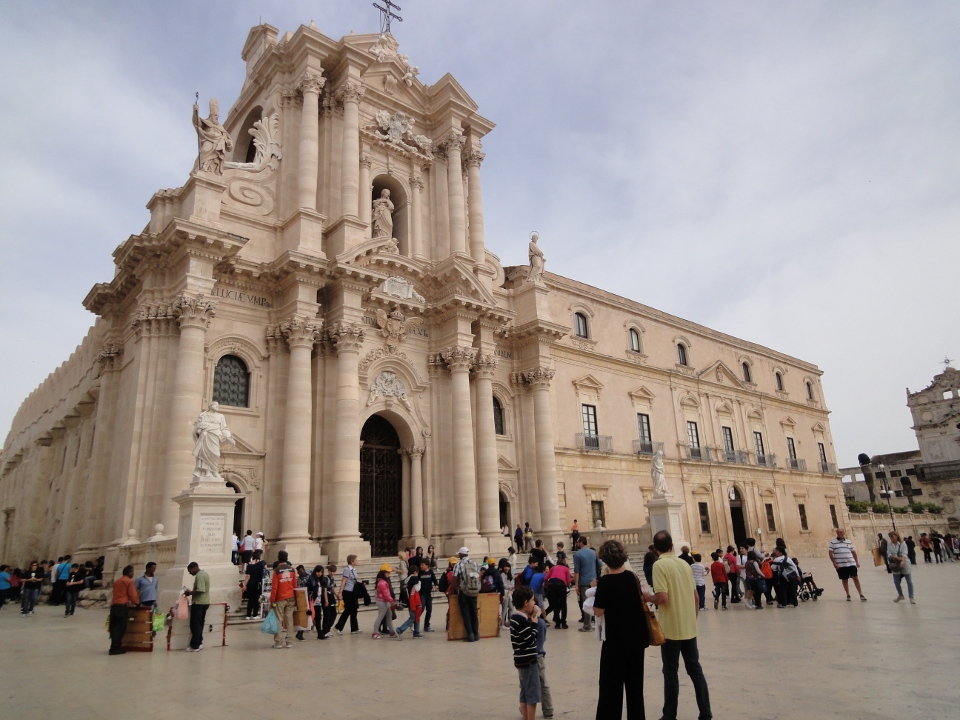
top-left (0, 22), bottom-right (845, 569)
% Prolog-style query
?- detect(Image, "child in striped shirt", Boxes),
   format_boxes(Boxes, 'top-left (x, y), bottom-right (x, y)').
top-left (510, 586), bottom-right (541, 720)
top-left (691, 554), bottom-right (707, 610)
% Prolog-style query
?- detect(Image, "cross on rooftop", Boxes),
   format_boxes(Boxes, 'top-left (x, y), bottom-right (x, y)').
top-left (943, 356), bottom-right (954, 370)
top-left (373, 0), bottom-right (402, 35)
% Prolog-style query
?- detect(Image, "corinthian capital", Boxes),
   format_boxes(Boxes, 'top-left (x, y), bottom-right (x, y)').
top-left (472, 352), bottom-right (498, 379)
top-left (410, 174), bottom-right (425, 191)
top-left (438, 131), bottom-right (465, 156)
top-left (173, 295), bottom-right (217, 329)
top-left (297, 69), bottom-right (326, 96)
top-left (280, 316), bottom-right (322, 349)
top-left (442, 345), bottom-right (477, 372)
top-left (335, 80), bottom-right (365, 104)
top-left (463, 148), bottom-right (485, 168)
top-left (523, 366), bottom-right (555, 390)
top-left (96, 344), bottom-right (124, 373)
top-left (329, 322), bottom-right (366, 354)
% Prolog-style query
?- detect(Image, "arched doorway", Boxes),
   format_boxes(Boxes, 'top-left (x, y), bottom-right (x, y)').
top-left (728, 487), bottom-right (747, 548)
top-left (360, 415), bottom-right (403, 556)
top-left (226, 482), bottom-right (244, 538)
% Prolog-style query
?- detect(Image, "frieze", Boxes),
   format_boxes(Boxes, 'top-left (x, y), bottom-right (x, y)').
top-left (212, 286), bottom-right (271, 308)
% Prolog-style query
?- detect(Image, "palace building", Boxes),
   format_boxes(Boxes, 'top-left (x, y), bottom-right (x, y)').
top-left (0, 22), bottom-right (845, 567)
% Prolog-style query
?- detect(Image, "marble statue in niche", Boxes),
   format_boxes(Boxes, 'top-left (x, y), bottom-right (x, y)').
top-left (372, 189), bottom-right (395, 238)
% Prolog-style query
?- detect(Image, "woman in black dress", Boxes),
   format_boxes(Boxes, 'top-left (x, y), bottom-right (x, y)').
top-left (593, 539), bottom-right (655, 720)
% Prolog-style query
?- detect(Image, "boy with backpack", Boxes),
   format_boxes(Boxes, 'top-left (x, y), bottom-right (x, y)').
top-left (454, 547), bottom-right (482, 642)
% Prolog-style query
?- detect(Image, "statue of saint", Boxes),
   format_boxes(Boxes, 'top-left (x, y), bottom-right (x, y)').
top-left (192, 401), bottom-right (233, 480)
top-left (372, 189), bottom-right (395, 238)
top-left (193, 99), bottom-right (233, 175)
top-left (651, 449), bottom-right (669, 496)
top-left (527, 232), bottom-right (545, 283)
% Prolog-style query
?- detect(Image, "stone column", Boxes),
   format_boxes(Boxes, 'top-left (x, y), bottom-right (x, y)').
top-left (338, 81), bottom-right (364, 219)
top-left (161, 296), bottom-right (216, 536)
top-left (473, 353), bottom-right (500, 540)
top-left (443, 132), bottom-right (467, 255)
top-left (359, 153), bottom-right (372, 234)
top-left (401, 449), bottom-right (411, 539)
top-left (409, 446), bottom-right (425, 539)
top-left (278, 317), bottom-right (321, 545)
top-left (444, 346), bottom-right (481, 540)
top-left (297, 70), bottom-right (325, 211)
top-left (527, 367), bottom-right (562, 535)
top-left (325, 323), bottom-right (368, 560)
top-left (410, 171), bottom-right (424, 257)
top-left (464, 147), bottom-right (486, 263)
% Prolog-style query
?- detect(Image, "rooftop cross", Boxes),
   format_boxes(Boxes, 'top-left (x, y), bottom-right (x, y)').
top-left (373, 0), bottom-right (402, 35)
top-left (943, 356), bottom-right (954, 370)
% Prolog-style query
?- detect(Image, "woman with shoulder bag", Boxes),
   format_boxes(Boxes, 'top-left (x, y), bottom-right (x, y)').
top-left (334, 555), bottom-right (362, 635)
top-left (592, 539), bottom-right (657, 720)
top-left (887, 531), bottom-right (915, 604)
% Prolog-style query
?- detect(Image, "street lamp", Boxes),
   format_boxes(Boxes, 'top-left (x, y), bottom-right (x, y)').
top-left (876, 463), bottom-right (897, 535)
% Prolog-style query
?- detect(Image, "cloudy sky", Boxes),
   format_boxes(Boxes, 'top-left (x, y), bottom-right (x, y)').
top-left (1, 1), bottom-right (958, 466)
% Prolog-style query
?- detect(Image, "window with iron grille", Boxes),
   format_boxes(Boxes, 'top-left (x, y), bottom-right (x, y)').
top-left (698, 502), bottom-right (711, 534)
top-left (212, 355), bottom-right (250, 408)
top-left (798, 503), bottom-right (809, 531)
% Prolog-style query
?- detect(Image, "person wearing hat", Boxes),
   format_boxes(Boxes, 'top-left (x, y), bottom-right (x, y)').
top-left (372, 565), bottom-right (398, 639)
top-left (453, 547), bottom-right (482, 642)
top-left (254, 532), bottom-right (268, 556)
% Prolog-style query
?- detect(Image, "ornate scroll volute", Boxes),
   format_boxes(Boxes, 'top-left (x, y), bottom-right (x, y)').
top-left (173, 295), bottom-right (217, 330)
top-left (329, 322), bottom-right (366, 354)
top-left (280, 316), bottom-right (322, 350)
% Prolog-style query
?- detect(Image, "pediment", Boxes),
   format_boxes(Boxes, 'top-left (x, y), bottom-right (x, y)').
top-left (222, 432), bottom-right (264, 457)
top-left (715, 399), bottom-right (735, 415)
top-left (628, 385), bottom-right (655, 401)
top-left (498, 455), bottom-right (520, 473)
top-left (427, 73), bottom-right (480, 113)
top-left (699, 360), bottom-right (745, 389)
top-left (425, 255), bottom-right (499, 307)
top-left (692, 484), bottom-right (712, 494)
top-left (573, 374), bottom-right (604, 398)
top-left (780, 416), bottom-right (797, 429)
top-left (746, 407), bottom-right (763, 420)
top-left (811, 422), bottom-right (826, 433)
top-left (679, 393), bottom-right (701, 409)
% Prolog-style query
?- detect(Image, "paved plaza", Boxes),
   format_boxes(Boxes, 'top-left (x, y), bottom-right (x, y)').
top-left (1, 558), bottom-right (958, 719)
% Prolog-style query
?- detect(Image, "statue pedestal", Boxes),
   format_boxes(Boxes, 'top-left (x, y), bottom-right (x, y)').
top-left (646, 495), bottom-right (688, 551)
top-left (157, 481), bottom-right (241, 613)
top-left (180, 171), bottom-right (227, 226)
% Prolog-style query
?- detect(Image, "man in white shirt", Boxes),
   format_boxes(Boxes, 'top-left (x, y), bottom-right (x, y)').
top-left (828, 528), bottom-right (866, 602)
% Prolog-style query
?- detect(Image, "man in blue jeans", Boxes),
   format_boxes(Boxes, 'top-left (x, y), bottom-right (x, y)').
top-left (21, 561), bottom-right (44, 615)
top-left (651, 530), bottom-right (712, 720)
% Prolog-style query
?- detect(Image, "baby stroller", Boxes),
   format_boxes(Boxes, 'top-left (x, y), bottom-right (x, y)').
top-left (798, 572), bottom-right (824, 601)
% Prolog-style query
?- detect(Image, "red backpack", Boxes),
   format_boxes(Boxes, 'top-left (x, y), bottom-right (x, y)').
top-left (760, 559), bottom-right (773, 580)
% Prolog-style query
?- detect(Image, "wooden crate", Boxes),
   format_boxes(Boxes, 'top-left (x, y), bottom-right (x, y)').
top-left (447, 593), bottom-right (502, 640)
top-left (121, 606), bottom-right (155, 652)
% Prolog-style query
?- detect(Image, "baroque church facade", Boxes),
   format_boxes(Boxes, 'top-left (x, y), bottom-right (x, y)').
top-left (0, 23), bottom-right (845, 566)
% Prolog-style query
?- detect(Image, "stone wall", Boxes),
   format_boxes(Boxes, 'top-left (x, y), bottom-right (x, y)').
top-left (847, 511), bottom-right (949, 555)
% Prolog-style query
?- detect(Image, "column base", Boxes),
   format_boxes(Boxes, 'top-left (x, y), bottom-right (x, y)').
top-left (443, 535), bottom-right (488, 558)
top-left (321, 537), bottom-right (371, 565)
top-left (271, 538), bottom-right (328, 567)
top-left (646, 496), bottom-right (688, 551)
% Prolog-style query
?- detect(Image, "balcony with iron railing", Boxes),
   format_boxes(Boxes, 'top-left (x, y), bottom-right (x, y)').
top-left (633, 439), bottom-right (665, 456)
top-left (756, 453), bottom-right (777, 468)
top-left (576, 433), bottom-right (613, 453)
top-left (819, 461), bottom-right (837, 474)
top-left (787, 457), bottom-right (807, 471)
top-left (681, 445), bottom-right (713, 461)
top-left (722, 449), bottom-right (749, 465)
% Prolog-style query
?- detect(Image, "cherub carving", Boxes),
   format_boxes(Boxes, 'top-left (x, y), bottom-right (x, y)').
top-left (375, 308), bottom-right (424, 345)
top-left (374, 110), bottom-right (418, 152)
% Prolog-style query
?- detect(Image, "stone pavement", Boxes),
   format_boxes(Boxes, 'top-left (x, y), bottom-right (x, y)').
top-left (1, 558), bottom-right (957, 719)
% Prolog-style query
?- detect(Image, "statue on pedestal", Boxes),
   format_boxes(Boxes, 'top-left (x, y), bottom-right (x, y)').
top-left (192, 402), bottom-right (233, 480)
top-left (193, 99), bottom-right (233, 175)
top-left (527, 232), bottom-right (545, 283)
top-left (651, 449), bottom-right (669, 496)
top-left (372, 189), bottom-right (395, 238)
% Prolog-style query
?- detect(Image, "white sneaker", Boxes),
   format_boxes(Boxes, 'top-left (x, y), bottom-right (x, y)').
top-left (909, 598), bottom-right (916, 604)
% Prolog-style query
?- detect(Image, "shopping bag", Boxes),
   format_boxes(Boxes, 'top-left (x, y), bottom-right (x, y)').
top-left (152, 611), bottom-right (166, 633)
top-left (871, 547), bottom-right (883, 567)
top-left (176, 594), bottom-right (189, 620)
top-left (337, 599), bottom-right (344, 613)
top-left (260, 608), bottom-right (280, 634)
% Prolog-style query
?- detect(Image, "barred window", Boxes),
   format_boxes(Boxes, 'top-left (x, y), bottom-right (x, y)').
top-left (212, 355), bottom-right (249, 408)
top-left (493, 396), bottom-right (505, 436)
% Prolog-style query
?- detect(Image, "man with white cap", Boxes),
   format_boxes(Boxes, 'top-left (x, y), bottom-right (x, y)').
top-left (453, 547), bottom-right (482, 642)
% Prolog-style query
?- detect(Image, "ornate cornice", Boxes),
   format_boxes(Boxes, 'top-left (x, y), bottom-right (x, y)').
top-left (280, 316), bottom-right (322, 349)
top-left (296, 69), bottom-right (326, 96)
top-left (442, 345), bottom-right (476, 373)
top-left (133, 303), bottom-right (176, 338)
top-left (329, 322), bottom-right (365, 354)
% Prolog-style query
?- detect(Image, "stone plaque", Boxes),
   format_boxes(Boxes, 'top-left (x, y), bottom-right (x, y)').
top-left (198, 514), bottom-right (227, 555)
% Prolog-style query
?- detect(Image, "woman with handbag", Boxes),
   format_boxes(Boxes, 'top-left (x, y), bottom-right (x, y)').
top-left (372, 567), bottom-right (399, 639)
top-left (592, 539), bottom-right (658, 720)
top-left (334, 555), bottom-right (361, 635)
top-left (887, 531), bottom-right (915, 604)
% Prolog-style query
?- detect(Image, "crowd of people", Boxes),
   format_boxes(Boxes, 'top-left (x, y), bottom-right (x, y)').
top-left (0, 555), bottom-right (105, 616)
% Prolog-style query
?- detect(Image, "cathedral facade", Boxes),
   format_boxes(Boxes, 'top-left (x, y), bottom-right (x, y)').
top-left (0, 23), bottom-right (845, 566)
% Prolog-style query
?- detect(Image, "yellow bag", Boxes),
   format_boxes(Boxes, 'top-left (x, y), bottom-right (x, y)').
top-left (337, 599), bottom-right (344, 613)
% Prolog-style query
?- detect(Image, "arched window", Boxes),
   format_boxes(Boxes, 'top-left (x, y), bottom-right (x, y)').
top-left (629, 328), bottom-right (641, 353)
top-left (806, 381), bottom-right (815, 400)
top-left (574, 312), bottom-right (588, 339)
top-left (677, 343), bottom-right (688, 366)
top-left (742, 362), bottom-right (752, 383)
top-left (775, 372), bottom-right (784, 392)
top-left (493, 397), bottom-right (505, 436)
top-left (212, 355), bottom-right (250, 408)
